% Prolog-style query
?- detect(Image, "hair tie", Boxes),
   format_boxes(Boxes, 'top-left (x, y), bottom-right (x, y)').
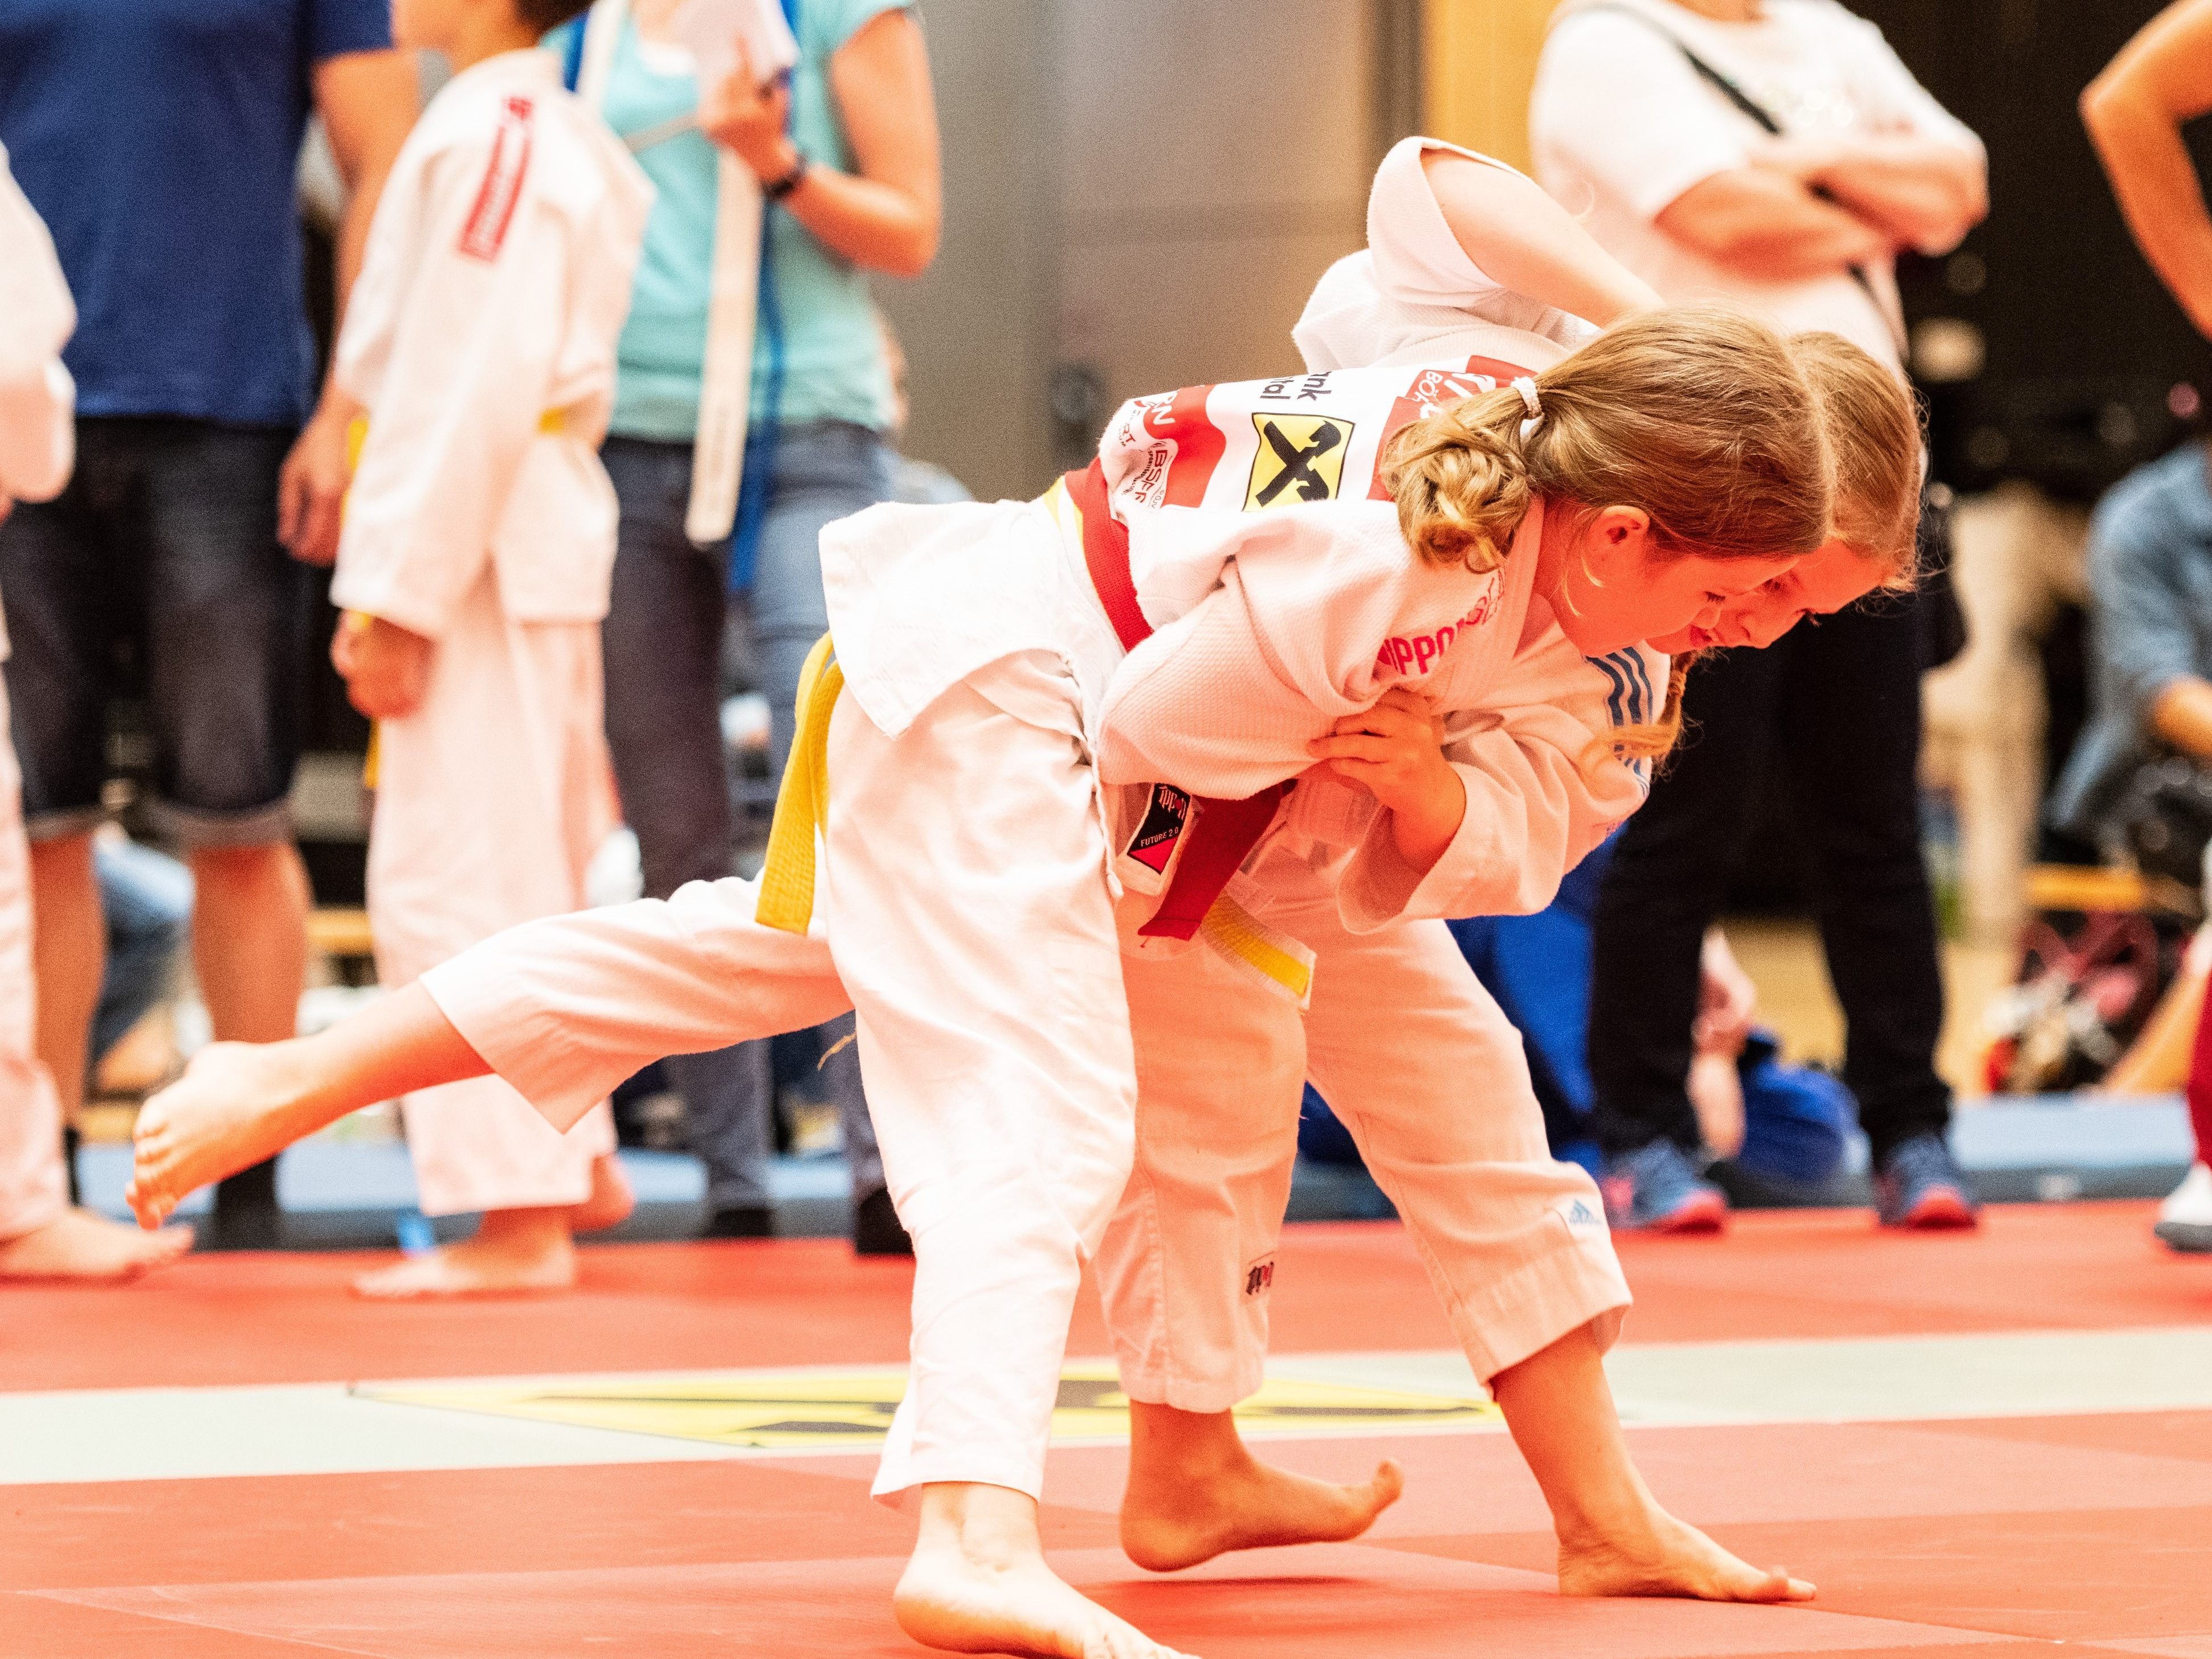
top-left (1512, 376), bottom-right (1542, 442)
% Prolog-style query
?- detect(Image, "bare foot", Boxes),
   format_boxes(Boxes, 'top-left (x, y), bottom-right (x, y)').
top-left (570, 1153), bottom-right (634, 1234)
top-left (1120, 1403), bottom-right (1402, 1572)
top-left (1557, 1504), bottom-right (1813, 1603)
top-left (895, 1482), bottom-right (1198, 1659)
top-left (352, 1207), bottom-right (576, 1299)
top-left (129, 1041), bottom-right (311, 1228)
top-left (0, 1208), bottom-right (194, 1281)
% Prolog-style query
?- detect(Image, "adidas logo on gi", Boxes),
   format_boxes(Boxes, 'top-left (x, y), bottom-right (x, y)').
top-left (1559, 1197), bottom-right (1603, 1232)
top-left (1243, 1258), bottom-right (1276, 1297)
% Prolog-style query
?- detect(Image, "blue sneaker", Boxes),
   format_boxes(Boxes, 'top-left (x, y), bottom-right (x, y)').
top-left (1603, 1140), bottom-right (1728, 1233)
top-left (1874, 1132), bottom-right (1980, 1230)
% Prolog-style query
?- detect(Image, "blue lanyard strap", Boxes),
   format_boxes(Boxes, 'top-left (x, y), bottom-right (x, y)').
top-left (729, 0), bottom-right (801, 589)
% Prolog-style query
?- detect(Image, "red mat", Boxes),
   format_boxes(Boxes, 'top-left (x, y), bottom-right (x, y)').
top-left (6, 1203), bottom-right (2206, 1394)
top-left (6, 1205), bottom-right (2211, 1657)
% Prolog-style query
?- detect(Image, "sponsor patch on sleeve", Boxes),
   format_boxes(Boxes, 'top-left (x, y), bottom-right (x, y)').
top-left (1116, 782), bottom-right (1193, 896)
top-left (1242, 1254), bottom-right (1277, 1298)
top-left (458, 96), bottom-right (535, 262)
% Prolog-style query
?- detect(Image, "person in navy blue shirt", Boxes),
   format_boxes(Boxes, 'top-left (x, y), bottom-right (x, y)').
top-left (0, 0), bottom-right (417, 1244)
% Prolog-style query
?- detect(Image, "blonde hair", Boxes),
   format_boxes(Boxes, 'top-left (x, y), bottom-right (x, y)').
top-left (1380, 307), bottom-right (1834, 764)
top-left (1619, 343), bottom-right (1929, 774)
top-left (1379, 306), bottom-right (1833, 576)
top-left (1790, 330), bottom-right (1925, 587)
top-left (1610, 336), bottom-right (1925, 764)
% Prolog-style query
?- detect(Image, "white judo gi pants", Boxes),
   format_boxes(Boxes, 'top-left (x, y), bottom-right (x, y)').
top-left (428, 649), bottom-right (1136, 1502)
top-left (821, 654), bottom-right (1137, 1501)
top-left (0, 675), bottom-right (67, 1244)
top-left (370, 569), bottom-right (617, 1217)
top-left (1097, 858), bottom-right (1630, 1409)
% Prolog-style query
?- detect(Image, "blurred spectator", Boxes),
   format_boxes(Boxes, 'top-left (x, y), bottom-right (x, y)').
top-left (0, 142), bottom-right (191, 1279)
top-left (2080, 0), bottom-right (2212, 1252)
top-left (562, 0), bottom-right (940, 1251)
top-left (1531, 0), bottom-right (1986, 1232)
top-left (2050, 445), bottom-right (2212, 861)
top-left (0, 2), bottom-right (416, 1246)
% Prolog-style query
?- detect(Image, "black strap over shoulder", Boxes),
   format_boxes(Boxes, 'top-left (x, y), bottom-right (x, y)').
top-left (1567, 1), bottom-right (1905, 348)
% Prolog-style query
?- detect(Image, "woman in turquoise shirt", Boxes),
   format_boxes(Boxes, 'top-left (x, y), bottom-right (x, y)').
top-left (577, 0), bottom-right (938, 1253)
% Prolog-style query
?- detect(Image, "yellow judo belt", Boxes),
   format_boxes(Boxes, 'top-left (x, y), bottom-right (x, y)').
top-left (752, 535), bottom-right (1314, 1009)
top-left (754, 633), bottom-right (843, 936)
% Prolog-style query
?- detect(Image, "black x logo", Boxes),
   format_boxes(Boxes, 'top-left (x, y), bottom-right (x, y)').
top-left (1254, 419), bottom-right (1346, 506)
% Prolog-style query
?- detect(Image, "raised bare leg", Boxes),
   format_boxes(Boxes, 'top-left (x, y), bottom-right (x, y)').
top-left (1118, 1402), bottom-right (1402, 1572)
top-left (1490, 1320), bottom-right (1813, 1602)
top-left (895, 1481), bottom-right (1198, 1659)
top-left (129, 983), bottom-right (489, 1228)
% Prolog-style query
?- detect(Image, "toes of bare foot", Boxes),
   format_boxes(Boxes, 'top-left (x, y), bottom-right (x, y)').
top-left (894, 1543), bottom-right (1196, 1659)
top-left (1121, 1448), bottom-right (1407, 1573)
top-left (1557, 1516), bottom-right (1817, 1604)
top-left (1760, 1567), bottom-right (1817, 1602)
top-left (1368, 1458), bottom-right (1406, 1509)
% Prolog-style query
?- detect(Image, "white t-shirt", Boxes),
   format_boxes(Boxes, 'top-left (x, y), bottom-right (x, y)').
top-left (1529, 0), bottom-right (1983, 366)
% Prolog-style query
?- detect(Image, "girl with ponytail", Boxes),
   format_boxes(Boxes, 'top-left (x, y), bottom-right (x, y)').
top-left (125, 294), bottom-right (1888, 1651)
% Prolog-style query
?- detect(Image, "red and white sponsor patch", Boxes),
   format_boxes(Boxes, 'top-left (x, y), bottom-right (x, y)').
top-left (1373, 578), bottom-right (1502, 678)
top-left (1367, 357), bottom-right (1531, 502)
top-left (458, 96), bottom-right (534, 262)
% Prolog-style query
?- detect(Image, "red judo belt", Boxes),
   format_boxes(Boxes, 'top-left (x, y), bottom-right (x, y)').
top-left (1063, 460), bottom-right (1287, 942)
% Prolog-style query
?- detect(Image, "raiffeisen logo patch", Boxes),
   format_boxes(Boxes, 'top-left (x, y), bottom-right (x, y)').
top-left (1246, 414), bottom-right (1354, 509)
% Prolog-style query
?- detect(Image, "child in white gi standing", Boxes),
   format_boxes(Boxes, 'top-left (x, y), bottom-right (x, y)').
top-left (0, 146), bottom-right (194, 1282)
top-left (329, 0), bottom-right (652, 1297)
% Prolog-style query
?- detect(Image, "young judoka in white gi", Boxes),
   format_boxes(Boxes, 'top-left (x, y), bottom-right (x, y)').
top-left (1097, 139), bottom-right (1928, 1585)
top-left (327, 0), bottom-right (651, 1297)
top-left (0, 148), bottom-right (194, 1282)
top-left (129, 294), bottom-right (1844, 1659)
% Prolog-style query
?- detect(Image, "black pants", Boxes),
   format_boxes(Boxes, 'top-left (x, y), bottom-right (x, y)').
top-left (1586, 594), bottom-right (1951, 1170)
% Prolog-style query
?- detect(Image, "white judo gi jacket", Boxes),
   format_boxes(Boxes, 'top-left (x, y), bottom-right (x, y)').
top-left (332, 48), bottom-right (652, 634)
top-left (0, 142), bottom-right (75, 1242)
top-left (331, 50), bottom-right (654, 1218)
top-left (1097, 136), bottom-right (1677, 1408)
top-left (824, 371), bottom-right (1661, 971)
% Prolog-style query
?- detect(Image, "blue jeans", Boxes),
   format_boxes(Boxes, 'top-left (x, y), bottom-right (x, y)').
top-left (0, 418), bottom-right (309, 845)
top-left (599, 425), bottom-right (888, 1210)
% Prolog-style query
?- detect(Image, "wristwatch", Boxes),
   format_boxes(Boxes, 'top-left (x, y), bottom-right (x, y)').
top-left (765, 154), bottom-right (809, 202)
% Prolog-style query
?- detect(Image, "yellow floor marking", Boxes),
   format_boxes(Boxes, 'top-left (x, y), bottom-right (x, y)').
top-left (358, 1364), bottom-right (1500, 1450)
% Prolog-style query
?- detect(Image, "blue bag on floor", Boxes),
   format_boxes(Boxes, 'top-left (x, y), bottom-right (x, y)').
top-left (1733, 1033), bottom-right (1852, 1189)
